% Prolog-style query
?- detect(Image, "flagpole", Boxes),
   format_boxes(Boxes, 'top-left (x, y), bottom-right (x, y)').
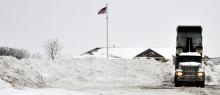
top-left (106, 3), bottom-right (109, 59)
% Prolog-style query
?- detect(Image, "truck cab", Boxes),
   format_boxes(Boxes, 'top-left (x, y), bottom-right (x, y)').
top-left (175, 52), bottom-right (205, 87)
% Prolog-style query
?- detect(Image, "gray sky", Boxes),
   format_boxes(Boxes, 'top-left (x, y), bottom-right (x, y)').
top-left (0, 0), bottom-right (219, 57)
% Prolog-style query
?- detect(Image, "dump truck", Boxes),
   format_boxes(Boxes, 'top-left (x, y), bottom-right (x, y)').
top-left (174, 26), bottom-right (205, 87)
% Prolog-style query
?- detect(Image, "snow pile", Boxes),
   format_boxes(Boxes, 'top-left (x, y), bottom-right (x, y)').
top-left (0, 56), bottom-right (174, 88)
top-left (45, 58), bottom-right (174, 88)
top-left (205, 58), bottom-right (220, 85)
top-left (210, 57), bottom-right (220, 65)
top-left (0, 79), bottom-right (12, 88)
top-left (1, 55), bottom-right (220, 89)
top-left (0, 56), bottom-right (46, 88)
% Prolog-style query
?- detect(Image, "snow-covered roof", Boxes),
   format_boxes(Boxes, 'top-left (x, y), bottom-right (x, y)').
top-left (80, 47), bottom-right (147, 59)
top-left (77, 47), bottom-right (175, 59)
top-left (100, 48), bottom-right (148, 59)
top-left (150, 48), bottom-right (176, 59)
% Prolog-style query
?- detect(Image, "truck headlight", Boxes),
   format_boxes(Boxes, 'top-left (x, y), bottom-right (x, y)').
top-left (197, 72), bottom-right (204, 77)
top-left (176, 71), bottom-right (183, 77)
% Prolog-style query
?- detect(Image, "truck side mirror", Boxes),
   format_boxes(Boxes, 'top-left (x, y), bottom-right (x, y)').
top-left (203, 55), bottom-right (208, 65)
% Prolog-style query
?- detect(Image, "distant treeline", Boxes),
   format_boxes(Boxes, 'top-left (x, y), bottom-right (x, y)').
top-left (0, 47), bottom-right (29, 59)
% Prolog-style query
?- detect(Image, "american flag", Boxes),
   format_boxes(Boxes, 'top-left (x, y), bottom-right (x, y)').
top-left (98, 6), bottom-right (107, 14)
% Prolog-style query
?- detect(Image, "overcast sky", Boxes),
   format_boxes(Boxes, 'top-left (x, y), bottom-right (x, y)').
top-left (0, 0), bottom-right (219, 57)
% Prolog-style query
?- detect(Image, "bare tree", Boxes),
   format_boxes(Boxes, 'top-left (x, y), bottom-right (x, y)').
top-left (45, 38), bottom-right (63, 60)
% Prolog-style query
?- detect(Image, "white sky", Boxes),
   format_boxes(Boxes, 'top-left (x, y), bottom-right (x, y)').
top-left (0, 0), bottom-right (219, 57)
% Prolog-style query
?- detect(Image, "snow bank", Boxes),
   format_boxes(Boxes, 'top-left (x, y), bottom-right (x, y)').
top-left (45, 58), bottom-right (174, 88)
top-left (1, 55), bottom-right (220, 89)
top-left (0, 56), bottom-right (46, 88)
top-left (0, 56), bottom-right (174, 88)
top-left (205, 59), bottom-right (220, 85)
top-left (0, 79), bottom-right (12, 88)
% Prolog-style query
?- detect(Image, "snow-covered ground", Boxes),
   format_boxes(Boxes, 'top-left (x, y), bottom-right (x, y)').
top-left (0, 56), bottom-right (174, 88)
top-left (0, 87), bottom-right (200, 95)
top-left (0, 56), bottom-right (220, 95)
top-left (2, 86), bottom-right (220, 95)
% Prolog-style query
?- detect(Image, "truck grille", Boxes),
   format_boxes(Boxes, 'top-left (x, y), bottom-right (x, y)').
top-left (182, 66), bottom-right (199, 75)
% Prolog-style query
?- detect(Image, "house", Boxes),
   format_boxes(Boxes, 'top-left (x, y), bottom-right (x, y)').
top-left (77, 47), bottom-right (175, 62)
top-left (135, 48), bottom-right (175, 62)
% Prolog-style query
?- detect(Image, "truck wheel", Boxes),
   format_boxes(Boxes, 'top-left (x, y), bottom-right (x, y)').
top-left (175, 80), bottom-right (181, 87)
top-left (174, 76), bottom-right (181, 87)
top-left (199, 81), bottom-right (205, 88)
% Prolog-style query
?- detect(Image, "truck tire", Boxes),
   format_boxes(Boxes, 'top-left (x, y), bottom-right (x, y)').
top-left (199, 81), bottom-right (205, 88)
top-left (175, 81), bottom-right (181, 87)
top-left (174, 76), bottom-right (181, 87)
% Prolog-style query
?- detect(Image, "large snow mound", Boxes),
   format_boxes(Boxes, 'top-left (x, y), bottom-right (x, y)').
top-left (1, 56), bottom-right (219, 89)
top-left (205, 58), bottom-right (220, 85)
top-left (0, 79), bottom-right (12, 88)
top-left (45, 58), bottom-right (174, 88)
top-left (0, 56), bottom-right (174, 88)
top-left (0, 56), bottom-right (46, 88)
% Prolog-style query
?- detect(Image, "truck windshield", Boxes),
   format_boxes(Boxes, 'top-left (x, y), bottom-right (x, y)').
top-left (178, 56), bottom-right (202, 63)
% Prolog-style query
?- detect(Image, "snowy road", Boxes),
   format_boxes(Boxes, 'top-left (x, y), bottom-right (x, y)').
top-left (1, 86), bottom-right (220, 95)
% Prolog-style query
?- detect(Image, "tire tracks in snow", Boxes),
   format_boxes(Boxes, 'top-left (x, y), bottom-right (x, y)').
top-left (139, 84), bottom-right (220, 95)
